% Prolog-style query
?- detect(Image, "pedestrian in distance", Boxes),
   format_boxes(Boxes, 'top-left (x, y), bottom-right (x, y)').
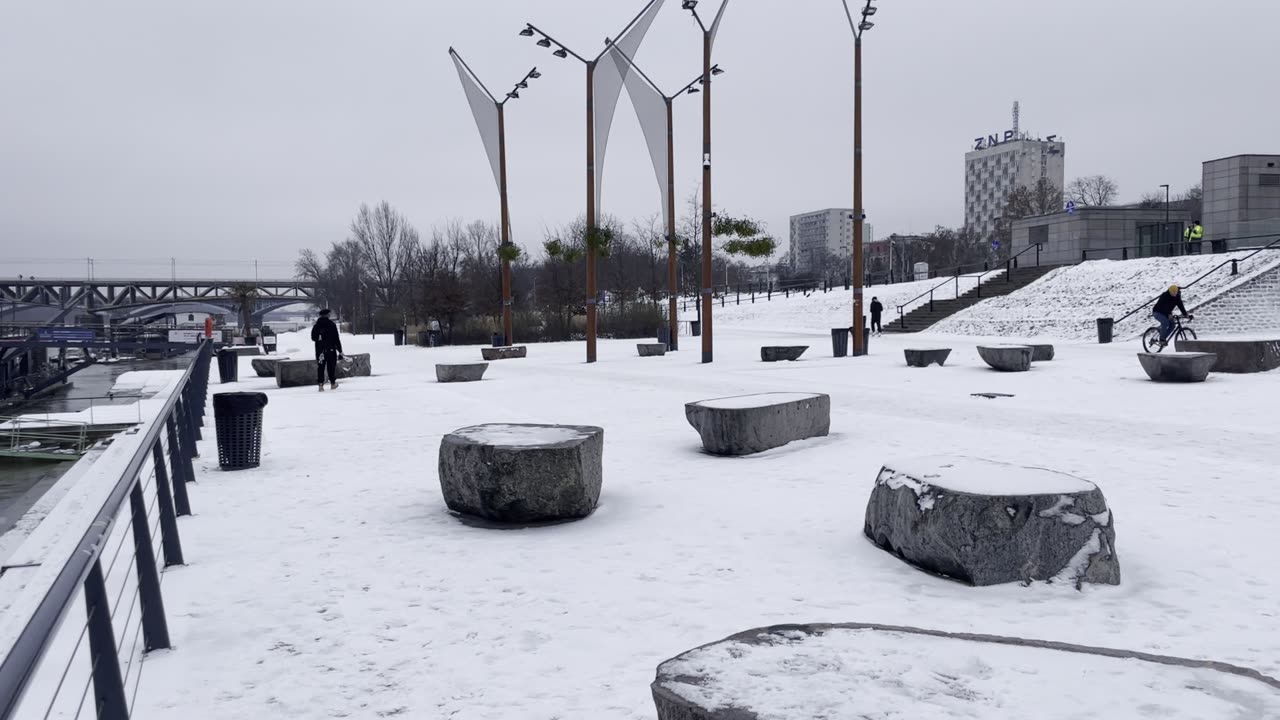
top-left (310, 309), bottom-right (344, 391)
top-left (870, 296), bottom-right (884, 335)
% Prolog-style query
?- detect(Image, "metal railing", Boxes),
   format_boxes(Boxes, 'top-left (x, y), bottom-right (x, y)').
top-left (1113, 235), bottom-right (1280, 325)
top-left (1080, 232), bottom-right (1280, 263)
top-left (893, 244), bottom-right (1045, 329)
top-left (0, 340), bottom-right (211, 719)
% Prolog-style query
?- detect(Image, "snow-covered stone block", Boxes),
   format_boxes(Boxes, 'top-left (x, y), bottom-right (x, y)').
top-left (686, 393), bottom-right (830, 456)
top-left (904, 348), bottom-right (951, 367)
top-left (652, 623), bottom-right (1279, 719)
top-left (1137, 352), bottom-right (1216, 383)
top-left (760, 346), bottom-right (808, 362)
top-left (250, 357), bottom-right (287, 378)
top-left (438, 424), bottom-right (603, 523)
top-left (637, 343), bottom-right (667, 357)
top-left (978, 345), bottom-right (1032, 372)
top-left (481, 346), bottom-right (527, 361)
top-left (1174, 338), bottom-right (1280, 373)
top-left (275, 354), bottom-right (372, 388)
top-left (1028, 343), bottom-right (1055, 362)
top-left (338, 353), bottom-right (372, 378)
top-left (863, 456), bottom-right (1119, 587)
top-left (435, 363), bottom-right (488, 383)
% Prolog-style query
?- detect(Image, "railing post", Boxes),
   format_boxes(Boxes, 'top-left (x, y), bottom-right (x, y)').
top-left (151, 439), bottom-right (186, 561)
top-left (929, 291), bottom-right (934, 312)
top-left (129, 482), bottom-right (171, 651)
top-left (1081, 250), bottom-right (1087, 263)
top-left (1122, 247), bottom-right (1128, 261)
top-left (178, 396), bottom-right (198, 455)
top-left (1006, 259), bottom-right (1012, 283)
top-left (166, 414), bottom-right (194, 515)
top-left (898, 309), bottom-right (905, 330)
top-left (84, 559), bottom-right (129, 720)
top-left (1036, 243), bottom-right (1042, 266)
top-left (1232, 259), bottom-right (1239, 275)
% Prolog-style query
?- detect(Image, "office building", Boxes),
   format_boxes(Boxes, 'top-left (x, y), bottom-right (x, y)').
top-left (964, 104), bottom-right (1066, 241)
top-left (789, 208), bottom-right (873, 275)
top-left (1202, 154), bottom-right (1280, 250)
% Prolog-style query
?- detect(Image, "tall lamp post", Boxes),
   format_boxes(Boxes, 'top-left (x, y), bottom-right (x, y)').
top-left (1159, 183), bottom-right (1171, 253)
top-left (448, 48), bottom-right (542, 347)
top-left (842, 0), bottom-right (878, 356)
top-left (605, 40), bottom-right (722, 353)
top-left (680, 0), bottom-right (730, 364)
top-left (521, 0), bottom-right (664, 364)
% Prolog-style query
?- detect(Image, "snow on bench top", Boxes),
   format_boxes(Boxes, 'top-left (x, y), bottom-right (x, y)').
top-left (880, 456), bottom-right (1095, 496)
top-left (693, 392), bottom-right (823, 410)
top-left (451, 424), bottom-right (595, 447)
top-left (658, 627), bottom-right (1280, 720)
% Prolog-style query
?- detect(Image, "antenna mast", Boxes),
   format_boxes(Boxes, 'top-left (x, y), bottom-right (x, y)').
top-left (1012, 100), bottom-right (1020, 139)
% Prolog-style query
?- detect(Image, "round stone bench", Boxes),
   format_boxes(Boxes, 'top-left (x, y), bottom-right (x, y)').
top-left (1138, 352), bottom-right (1216, 383)
top-left (863, 456), bottom-right (1119, 587)
top-left (481, 346), bottom-right (528, 361)
top-left (1174, 337), bottom-right (1280, 373)
top-left (904, 348), bottom-right (951, 367)
top-left (686, 392), bottom-right (829, 456)
top-left (760, 346), bottom-right (808, 362)
top-left (977, 345), bottom-right (1032, 372)
top-left (637, 343), bottom-right (668, 357)
top-left (437, 424), bottom-right (603, 523)
top-left (250, 357), bottom-right (288, 378)
top-left (435, 363), bottom-right (488, 383)
top-left (652, 623), bottom-right (1280, 719)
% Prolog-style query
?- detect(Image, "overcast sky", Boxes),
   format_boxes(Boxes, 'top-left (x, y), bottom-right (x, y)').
top-left (2, 0), bottom-right (1277, 279)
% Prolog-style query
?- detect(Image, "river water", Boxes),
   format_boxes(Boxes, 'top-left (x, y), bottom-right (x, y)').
top-left (0, 354), bottom-right (193, 536)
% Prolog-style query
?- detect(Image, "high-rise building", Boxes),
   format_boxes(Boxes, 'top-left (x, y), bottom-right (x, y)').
top-left (789, 208), bottom-right (872, 275)
top-left (964, 104), bottom-right (1065, 241)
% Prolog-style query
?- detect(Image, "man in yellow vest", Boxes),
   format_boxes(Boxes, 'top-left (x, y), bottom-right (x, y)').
top-left (1183, 220), bottom-right (1204, 255)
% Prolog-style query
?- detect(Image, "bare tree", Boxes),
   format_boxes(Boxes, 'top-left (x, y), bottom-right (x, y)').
top-left (1005, 178), bottom-right (1064, 219)
top-left (1066, 175), bottom-right (1120, 206)
top-left (350, 201), bottom-right (419, 311)
top-left (1137, 191), bottom-right (1166, 209)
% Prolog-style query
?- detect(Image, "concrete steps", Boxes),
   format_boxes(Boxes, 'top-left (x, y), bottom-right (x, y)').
top-left (881, 266), bottom-right (1060, 334)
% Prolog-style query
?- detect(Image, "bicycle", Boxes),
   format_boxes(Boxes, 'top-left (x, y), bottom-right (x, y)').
top-left (1142, 315), bottom-right (1195, 353)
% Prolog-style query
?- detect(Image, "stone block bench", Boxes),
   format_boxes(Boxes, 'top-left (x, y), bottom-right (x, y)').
top-left (1026, 343), bottom-right (1055, 362)
top-left (250, 357), bottom-right (287, 378)
top-left (686, 392), bottom-right (829, 456)
top-left (904, 348), bottom-right (951, 367)
top-left (637, 343), bottom-right (667, 357)
top-left (224, 345), bottom-right (261, 357)
top-left (436, 363), bottom-right (488, 383)
top-left (977, 345), bottom-right (1032, 372)
top-left (1175, 338), bottom-right (1280, 373)
top-left (863, 456), bottom-right (1119, 587)
top-left (481, 346), bottom-right (527, 361)
top-left (652, 623), bottom-right (1280, 720)
top-left (438, 423), bottom-right (603, 523)
top-left (760, 346), bottom-right (808, 362)
top-left (1137, 352), bottom-right (1216, 383)
top-left (275, 353), bottom-right (372, 388)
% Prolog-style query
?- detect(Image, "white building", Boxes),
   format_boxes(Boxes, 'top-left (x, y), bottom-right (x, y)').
top-left (789, 208), bottom-right (873, 275)
top-left (965, 133), bottom-right (1065, 241)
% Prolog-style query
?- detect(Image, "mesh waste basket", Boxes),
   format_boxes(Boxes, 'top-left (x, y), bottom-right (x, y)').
top-left (213, 392), bottom-right (268, 471)
top-left (216, 349), bottom-right (239, 384)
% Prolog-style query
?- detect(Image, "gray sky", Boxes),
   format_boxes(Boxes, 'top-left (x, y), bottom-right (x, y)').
top-left (2, 0), bottom-right (1277, 279)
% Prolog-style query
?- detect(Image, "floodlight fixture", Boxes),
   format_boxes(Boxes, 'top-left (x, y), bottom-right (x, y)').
top-left (711, 65), bottom-right (724, 75)
top-left (520, 26), bottom-right (535, 37)
top-left (863, 5), bottom-right (877, 16)
top-left (687, 86), bottom-right (699, 94)
top-left (507, 90), bottom-right (519, 100)
top-left (553, 48), bottom-right (568, 58)
top-left (859, 20), bottom-right (874, 31)
top-left (537, 37), bottom-right (552, 48)
top-left (516, 80), bottom-right (528, 89)
top-left (682, 0), bottom-right (698, 10)
top-left (529, 69), bottom-right (542, 79)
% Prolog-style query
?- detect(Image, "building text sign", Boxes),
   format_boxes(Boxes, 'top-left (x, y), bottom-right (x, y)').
top-left (973, 132), bottom-right (1058, 151)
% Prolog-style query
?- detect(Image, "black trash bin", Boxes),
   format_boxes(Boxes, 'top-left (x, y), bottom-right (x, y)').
top-left (213, 392), bottom-right (269, 471)
top-left (691, 320), bottom-right (701, 337)
top-left (216, 349), bottom-right (239, 384)
top-left (657, 325), bottom-right (671, 349)
top-left (394, 329), bottom-right (405, 346)
top-left (850, 327), bottom-right (872, 357)
top-left (1097, 317), bottom-right (1115, 344)
top-left (831, 328), bottom-right (850, 357)
top-left (492, 333), bottom-right (504, 347)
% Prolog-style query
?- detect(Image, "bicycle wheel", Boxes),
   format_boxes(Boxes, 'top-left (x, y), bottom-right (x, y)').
top-left (1141, 327), bottom-right (1162, 353)
top-left (1176, 327), bottom-right (1197, 346)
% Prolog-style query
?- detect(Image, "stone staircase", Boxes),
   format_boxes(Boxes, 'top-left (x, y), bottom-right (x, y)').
top-left (881, 265), bottom-right (1061, 334)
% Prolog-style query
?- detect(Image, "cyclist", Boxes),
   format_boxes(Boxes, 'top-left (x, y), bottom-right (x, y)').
top-left (1152, 285), bottom-right (1192, 347)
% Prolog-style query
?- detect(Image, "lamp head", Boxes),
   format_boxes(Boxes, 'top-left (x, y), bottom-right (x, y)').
top-left (519, 26), bottom-right (535, 37)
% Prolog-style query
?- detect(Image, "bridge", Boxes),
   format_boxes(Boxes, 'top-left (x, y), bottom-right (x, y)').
top-left (0, 278), bottom-right (319, 324)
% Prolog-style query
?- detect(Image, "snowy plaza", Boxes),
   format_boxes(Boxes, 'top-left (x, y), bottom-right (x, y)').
top-left (123, 320), bottom-right (1280, 718)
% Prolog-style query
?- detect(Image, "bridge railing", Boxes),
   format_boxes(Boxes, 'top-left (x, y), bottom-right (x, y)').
top-left (0, 341), bottom-right (211, 719)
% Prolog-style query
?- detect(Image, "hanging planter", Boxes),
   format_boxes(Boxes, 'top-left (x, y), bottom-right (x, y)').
top-left (497, 243), bottom-right (522, 263)
top-left (585, 226), bottom-right (615, 258)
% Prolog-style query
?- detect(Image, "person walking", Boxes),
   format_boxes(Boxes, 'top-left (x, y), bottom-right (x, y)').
top-left (1152, 285), bottom-right (1192, 348)
top-left (1183, 220), bottom-right (1204, 255)
top-left (310, 309), bottom-right (343, 391)
top-left (870, 296), bottom-right (884, 335)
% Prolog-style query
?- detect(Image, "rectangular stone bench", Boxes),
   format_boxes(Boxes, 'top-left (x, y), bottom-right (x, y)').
top-left (250, 357), bottom-right (288, 378)
top-left (685, 392), bottom-right (830, 456)
top-left (481, 346), bottom-right (528, 361)
top-left (637, 343), bottom-right (667, 357)
top-left (276, 353), bottom-right (372, 388)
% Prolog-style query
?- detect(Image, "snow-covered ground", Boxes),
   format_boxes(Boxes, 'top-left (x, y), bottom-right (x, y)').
top-left (682, 271), bottom-right (1003, 334)
top-left (931, 251), bottom-right (1280, 341)
top-left (131, 330), bottom-right (1280, 718)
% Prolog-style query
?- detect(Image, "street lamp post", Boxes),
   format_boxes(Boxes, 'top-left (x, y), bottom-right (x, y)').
top-left (448, 49), bottom-right (542, 347)
top-left (842, 0), bottom-right (877, 357)
top-left (521, 0), bottom-right (662, 364)
top-left (681, 0), bottom-right (731, 364)
top-left (605, 41), bottom-right (721, 354)
top-left (1159, 183), bottom-right (1171, 253)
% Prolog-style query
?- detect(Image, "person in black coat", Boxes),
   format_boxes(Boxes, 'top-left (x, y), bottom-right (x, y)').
top-left (1152, 285), bottom-right (1191, 346)
top-left (310, 309), bottom-right (344, 391)
top-left (870, 297), bottom-right (884, 334)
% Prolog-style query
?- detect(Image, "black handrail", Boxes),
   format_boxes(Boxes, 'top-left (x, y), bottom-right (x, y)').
top-left (1081, 232), bottom-right (1280, 263)
top-left (1113, 236), bottom-right (1280, 324)
top-left (0, 341), bottom-right (211, 718)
